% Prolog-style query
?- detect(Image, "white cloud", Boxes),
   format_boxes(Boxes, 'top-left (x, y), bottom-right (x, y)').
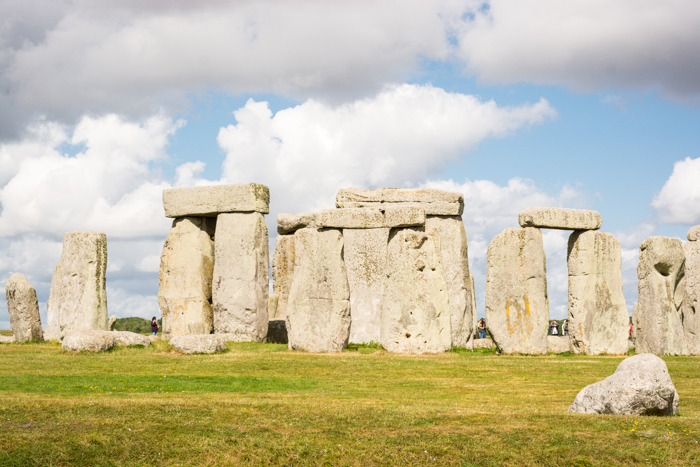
top-left (457, 0), bottom-right (700, 101)
top-left (651, 157), bottom-right (700, 225)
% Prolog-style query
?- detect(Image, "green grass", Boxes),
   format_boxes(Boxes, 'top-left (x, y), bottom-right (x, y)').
top-left (0, 341), bottom-right (698, 466)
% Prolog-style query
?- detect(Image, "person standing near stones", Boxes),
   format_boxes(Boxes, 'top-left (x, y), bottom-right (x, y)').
top-left (549, 320), bottom-right (559, 336)
top-left (563, 320), bottom-right (569, 336)
top-left (151, 317), bottom-right (159, 336)
top-left (477, 318), bottom-right (486, 339)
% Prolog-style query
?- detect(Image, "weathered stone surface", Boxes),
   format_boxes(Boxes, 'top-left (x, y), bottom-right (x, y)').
top-left (286, 228), bottom-right (351, 352)
top-left (344, 228), bottom-right (389, 344)
top-left (568, 353), bottom-right (679, 416)
top-left (169, 335), bottom-right (227, 354)
top-left (635, 237), bottom-right (688, 355)
top-left (62, 330), bottom-right (115, 352)
top-left (148, 335), bottom-right (161, 342)
top-left (0, 336), bottom-right (15, 344)
top-left (158, 217), bottom-right (215, 340)
top-left (277, 212), bottom-right (319, 235)
top-left (336, 188), bottom-right (464, 216)
top-left (688, 225), bottom-right (700, 242)
top-left (5, 273), bottom-right (43, 343)
top-left (473, 338), bottom-right (495, 349)
top-left (381, 228), bottom-right (452, 353)
top-left (108, 315), bottom-right (117, 331)
top-left (426, 216), bottom-right (474, 348)
top-left (319, 206), bottom-right (426, 229)
top-left (212, 212), bottom-right (269, 341)
top-left (567, 231), bottom-right (629, 355)
top-left (547, 336), bottom-right (571, 354)
top-left (46, 231), bottom-right (108, 341)
top-left (518, 207), bottom-right (602, 230)
top-left (485, 227), bottom-right (549, 355)
top-left (163, 183), bottom-right (269, 217)
top-left (465, 272), bottom-right (478, 350)
top-left (267, 320), bottom-right (288, 344)
top-left (268, 293), bottom-right (279, 319)
top-left (111, 331), bottom-right (151, 346)
top-left (272, 234), bottom-right (295, 320)
top-left (683, 241), bottom-right (700, 354)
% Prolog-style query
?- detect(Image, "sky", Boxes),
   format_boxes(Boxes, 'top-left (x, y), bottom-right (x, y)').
top-left (1, 0), bottom-right (700, 329)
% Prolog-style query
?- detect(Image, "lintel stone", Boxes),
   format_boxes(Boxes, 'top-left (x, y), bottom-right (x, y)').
top-left (277, 212), bottom-right (320, 235)
top-left (335, 188), bottom-right (464, 216)
top-left (518, 207), bottom-right (602, 230)
top-left (318, 206), bottom-right (426, 229)
top-left (163, 183), bottom-right (269, 217)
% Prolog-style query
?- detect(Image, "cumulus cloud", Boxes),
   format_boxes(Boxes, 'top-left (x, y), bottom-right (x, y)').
top-left (457, 0), bottom-right (700, 102)
top-left (651, 157), bottom-right (700, 224)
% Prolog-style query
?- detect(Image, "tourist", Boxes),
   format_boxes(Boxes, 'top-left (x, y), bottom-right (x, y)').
top-left (151, 317), bottom-right (159, 336)
top-left (549, 320), bottom-right (559, 336)
top-left (477, 318), bottom-right (486, 339)
top-left (629, 321), bottom-right (633, 339)
top-left (563, 319), bottom-right (569, 336)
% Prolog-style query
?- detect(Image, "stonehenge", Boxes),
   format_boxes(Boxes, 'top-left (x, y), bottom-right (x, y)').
top-left (683, 233), bottom-right (700, 353)
top-left (5, 273), bottom-right (44, 342)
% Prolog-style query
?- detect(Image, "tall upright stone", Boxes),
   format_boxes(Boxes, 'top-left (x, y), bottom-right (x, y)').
top-left (158, 217), bottom-right (215, 339)
top-left (567, 231), bottom-right (629, 354)
top-left (485, 227), bottom-right (549, 354)
top-left (5, 273), bottom-right (43, 342)
top-left (683, 229), bottom-right (700, 354)
top-left (272, 234), bottom-right (295, 320)
top-left (465, 271), bottom-right (478, 350)
top-left (344, 228), bottom-right (390, 344)
top-left (635, 236), bottom-right (688, 356)
top-left (286, 228), bottom-right (351, 352)
top-left (425, 216), bottom-right (474, 348)
top-left (381, 228), bottom-right (451, 353)
top-left (212, 212), bottom-right (269, 342)
top-left (46, 231), bottom-right (108, 341)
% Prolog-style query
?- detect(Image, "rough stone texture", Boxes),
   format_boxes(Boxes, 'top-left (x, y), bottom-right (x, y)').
top-left (381, 228), bottom-right (452, 353)
top-left (567, 231), bottom-right (629, 355)
top-left (108, 315), bottom-right (117, 331)
top-left (111, 331), bottom-right (151, 346)
top-left (518, 207), bottom-right (602, 230)
top-left (485, 227), bottom-right (549, 355)
top-left (344, 228), bottom-right (389, 344)
top-left (426, 216), bottom-right (474, 348)
top-left (277, 212), bottom-right (320, 235)
top-left (286, 228), bottom-right (351, 352)
top-left (547, 336), bottom-right (571, 354)
top-left (683, 240), bottom-right (700, 354)
top-left (336, 188), bottom-right (464, 216)
top-left (169, 335), bottom-right (227, 354)
top-left (268, 293), bottom-right (279, 320)
top-left (0, 336), bottom-right (15, 344)
top-left (473, 338), bottom-right (495, 349)
top-left (272, 234), bottom-right (295, 320)
top-left (163, 183), bottom-right (269, 217)
top-left (635, 236), bottom-right (688, 356)
top-left (688, 225), bottom-right (700, 242)
top-left (5, 273), bottom-right (43, 342)
top-left (158, 217), bottom-right (215, 340)
top-left (267, 320), bottom-right (288, 344)
top-left (465, 272), bottom-right (478, 350)
top-left (319, 206), bottom-right (426, 229)
top-left (212, 212), bottom-right (269, 341)
top-left (148, 335), bottom-right (161, 342)
top-left (568, 353), bottom-right (679, 416)
top-left (46, 231), bottom-right (108, 341)
top-left (62, 330), bottom-right (115, 352)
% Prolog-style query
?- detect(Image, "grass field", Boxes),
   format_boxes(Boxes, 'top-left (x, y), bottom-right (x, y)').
top-left (0, 339), bottom-right (698, 467)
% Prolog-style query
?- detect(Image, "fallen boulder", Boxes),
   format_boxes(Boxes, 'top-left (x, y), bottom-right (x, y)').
top-left (547, 336), bottom-right (571, 354)
top-left (169, 335), bottom-right (227, 354)
top-left (472, 338), bottom-right (495, 349)
top-left (62, 330), bottom-right (116, 352)
top-left (111, 331), bottom-right (151, 346)
top-left (568, 353), bottom-right (679, 416)
top-left (0, 335), bottom-right (15, 344)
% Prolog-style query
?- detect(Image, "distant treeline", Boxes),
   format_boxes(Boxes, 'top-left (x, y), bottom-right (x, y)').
top-left (114, 317), bottom-right (161, 334)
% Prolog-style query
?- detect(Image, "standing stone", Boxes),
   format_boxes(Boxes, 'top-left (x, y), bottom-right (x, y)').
top-left (485, 227), bottom-right (549, 354)
top-left (425, 216), bottom-right (474, 348)
top-left (683, 239), bottom-right (700, 354)
top-left (5, 273), bottom-right (43, 343)
top-left (272, 234), bottom-right (295, 320)
top-left (344, 228), bottom-right (390, 344)
top-left (108, 315), bottom-right (117, 331)
top-left (567, 231), bottom-right (629, 354)
top-left (46, 231), bottom-right (108, 341)
top-left (158, 217), bottom-right (215, 339)
top-left (286, 228), bottom-right (351, 352)
top-left (381, 228), bottom-right (451, 353)
top-left (212, 212), bottom-right (269, 342)
top-left (465, 272), bottom-right (478, 350)
top-left (635, 237), bottom-right (688, 356)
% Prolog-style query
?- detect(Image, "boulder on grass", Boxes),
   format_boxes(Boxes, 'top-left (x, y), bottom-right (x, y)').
top-left (472, 338), bottom-right (495, 349)
top-left (547, 336), bottom-right (571, 354)
top-left (169, 335), bottom-right (227, 354)
top-left (62, 330), bottom-right (116, 352)
top-left (111, 331), bottom-right (151, 346)
top-left (0, 335), bottom-right (16, 344)
top-left (568, 353), bottom-right (679, 416)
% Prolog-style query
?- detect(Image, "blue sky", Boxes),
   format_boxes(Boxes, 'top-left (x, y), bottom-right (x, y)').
top-left (1, 1), bottom-right (699, 327)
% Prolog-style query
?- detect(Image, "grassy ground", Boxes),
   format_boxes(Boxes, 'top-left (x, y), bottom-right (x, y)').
top-left (0, 340), bottom-right (698, 467)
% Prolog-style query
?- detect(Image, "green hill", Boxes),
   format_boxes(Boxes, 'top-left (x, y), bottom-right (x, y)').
top-left (114, 317), bottom-right (161, 334)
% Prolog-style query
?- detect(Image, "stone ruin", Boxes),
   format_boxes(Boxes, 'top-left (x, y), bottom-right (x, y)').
top-left (271, 188), bottom-right (476, 353)
top-left (485, 207), bottom-right (629, 355)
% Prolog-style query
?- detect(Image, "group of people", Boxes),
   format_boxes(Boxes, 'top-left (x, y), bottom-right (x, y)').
top-left (475, 318), bottom-right (570, 339)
